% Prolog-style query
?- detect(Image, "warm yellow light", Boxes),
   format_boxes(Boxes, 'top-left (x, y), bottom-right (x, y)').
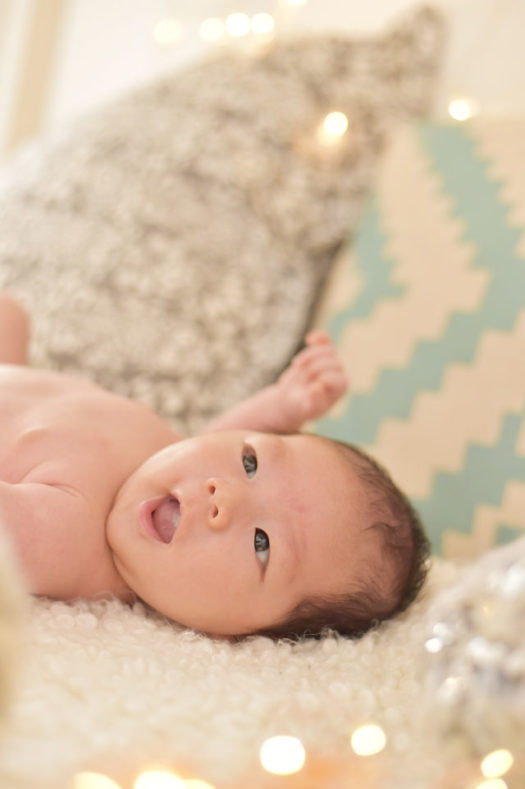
top-left (317, 112), bottom-right (349, 146)
top-left (448, 98), bottom-right (476, 122)
top-left (474, 780), bottom-right (508, 789)
top-left (251, 13), bottom-right (275, 35)
top-left (199, 18), bottom-right (225, 42)
top-left (481, 750), bottom-right (514, 779)
top-left (184, 781), bottom-right (216, 789)
top-left (323, 112), bottom-right (348, 136)
top-left (153, 18), bottom-right (182, 45)
top-left (225, 13), bottom-right (251, 38)
top-left (134, 771), bottom-right (186, 789)
top-left (259, 735), bottom-right (306, 775)
top-left (72, 774), bottom-right (122, 789)
top-left (350, 724), bottom-right (387, 756)
top-left (425, 637), bottom-right (443, 654)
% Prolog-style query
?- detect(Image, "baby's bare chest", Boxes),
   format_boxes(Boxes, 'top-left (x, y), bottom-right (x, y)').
top-left (0, 366), bottom-right (176, 491)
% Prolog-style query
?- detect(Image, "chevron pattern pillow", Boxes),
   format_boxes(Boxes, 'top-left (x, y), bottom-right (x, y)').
top-left (314, 117), bottom-right (525, 560)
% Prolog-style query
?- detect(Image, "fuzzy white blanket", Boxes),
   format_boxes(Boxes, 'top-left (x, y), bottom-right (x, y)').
top-left (0, 555), bottom-right (482, 788)
top-left (1, 536), bottom-right (524, 789)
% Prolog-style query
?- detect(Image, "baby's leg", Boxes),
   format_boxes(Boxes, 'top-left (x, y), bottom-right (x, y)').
top-left (0, 291), bottom-right (30, 365)
top-left (203, 330), bottom-right (348, 434)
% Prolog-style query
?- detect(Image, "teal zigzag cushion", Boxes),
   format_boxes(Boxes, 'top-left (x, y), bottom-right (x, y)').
top-left (314, 117), bottom-right (525, 560)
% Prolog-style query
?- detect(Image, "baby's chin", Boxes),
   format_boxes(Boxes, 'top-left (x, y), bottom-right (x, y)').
top-left (137, 597), bottom-right (272, 638)
top-left (104, 499), bottom-right (136, 572)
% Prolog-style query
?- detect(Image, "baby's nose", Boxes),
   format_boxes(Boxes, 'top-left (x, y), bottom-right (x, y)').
top-left (206, 478), bottom-right (235, 530)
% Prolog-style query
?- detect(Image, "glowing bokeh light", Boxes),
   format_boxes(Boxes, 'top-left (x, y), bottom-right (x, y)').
top-left (251, 13), bottom-right (275, 35)
top-left (448, 98), bottom-right (476, 121)
top-left (323, 111), bottom-right (349, 137)
top-left (259, 735), bottom-right (306, 775)
top-left (134, 771), bottom-right (186, 789)
top-left (225, 13), bottom-right (251, 38)
top-left (72, 774), bottom-right (122, 789)
top-left (199, 18), bottom-right (225, 42)
top-left (184, 781), bottom-right (216, 789)
top-left (474, 779), bottom-right (508, 789)
top-left (350, 724), bottom-right (387, 756)
top-left (481, 749), bottom-right (514, 779)
top-left (316, 111), bottom-right (349, 146)
top-left (425, 637), bottom-right (443, 654)
top-left (153, 18), bottom-right (182, 45)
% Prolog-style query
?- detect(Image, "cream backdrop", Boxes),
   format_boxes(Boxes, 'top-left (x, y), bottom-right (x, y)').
top-left (0, 0), bottom-right (524, 158)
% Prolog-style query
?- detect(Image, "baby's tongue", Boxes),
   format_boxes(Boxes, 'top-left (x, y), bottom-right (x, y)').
top-left (152, 497), bottom-right (180, 543)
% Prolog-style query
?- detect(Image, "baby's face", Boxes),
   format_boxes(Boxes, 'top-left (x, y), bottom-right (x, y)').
top-left (106, 431), bottom-right (372, 636)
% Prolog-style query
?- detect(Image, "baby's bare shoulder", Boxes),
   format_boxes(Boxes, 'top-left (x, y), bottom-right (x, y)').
top-left (0, 364), bottom-right (101, 400)
top-left (0, 364), bottom-right (163, 425)
top-left (0, 365), bottom-right (177, 487)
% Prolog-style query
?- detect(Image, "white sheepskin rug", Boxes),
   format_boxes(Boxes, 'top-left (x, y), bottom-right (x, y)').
top-left (0, 539), bottom-right (524, 789)
top-left (0, 529), bottom-right (25, 738)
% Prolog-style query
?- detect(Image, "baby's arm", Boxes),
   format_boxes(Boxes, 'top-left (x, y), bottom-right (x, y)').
top-left (0, 480), bottom-right (98, 599)
top-left (203, 330), bottom-right (348, 434)
top-left (0, 291), bottom-right (30, 365)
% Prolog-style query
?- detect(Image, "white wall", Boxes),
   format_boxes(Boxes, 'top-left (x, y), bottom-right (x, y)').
top-left (1, 0), bottom-right (525, 157)
top-left (45, 0), bottom-right (204, 132)
top-left (293, 0), bottom-right (525, 118)
top-left (0, 0), bottom-right (33, 152)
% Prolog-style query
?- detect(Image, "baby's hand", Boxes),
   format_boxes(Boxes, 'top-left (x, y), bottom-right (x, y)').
top-left (275, 330), bottom-right (349, 430)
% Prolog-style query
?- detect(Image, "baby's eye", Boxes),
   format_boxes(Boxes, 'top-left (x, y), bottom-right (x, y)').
top-left (254, 528), bottom-right (270, 566)
top-left (242, 447), bottom-right (258, 478)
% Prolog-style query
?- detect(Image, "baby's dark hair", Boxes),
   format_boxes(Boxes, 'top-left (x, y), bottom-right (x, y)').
top-left (253, 435), bottom-right (430, 642)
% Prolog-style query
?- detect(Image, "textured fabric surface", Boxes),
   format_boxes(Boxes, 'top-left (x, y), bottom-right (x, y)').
top-left (0, 529), bottom-right (24, 731)
top-left (0, 558), bottom-right (461, 789)
top-left (1, 539), bottom-right (524, 788)
top-left (314, 116), bottom-right (525, 560)
top-left (0, 7), bottom-right (444, 434)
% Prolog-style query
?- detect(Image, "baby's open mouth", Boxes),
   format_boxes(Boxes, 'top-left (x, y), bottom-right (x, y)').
top-left (151, 497), bottom-right (180, 543)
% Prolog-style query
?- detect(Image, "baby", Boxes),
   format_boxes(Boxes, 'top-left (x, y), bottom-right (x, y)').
top-left (0, 291), bottom-right (429, 639)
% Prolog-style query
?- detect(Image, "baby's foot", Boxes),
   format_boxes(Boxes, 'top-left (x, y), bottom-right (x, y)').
top-left (273, 330), bottom-right (348, 432)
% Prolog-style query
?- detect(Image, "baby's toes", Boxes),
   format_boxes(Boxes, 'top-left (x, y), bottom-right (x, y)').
top-left (307, 355), bottom-right (348, 388)
top-left (305, 329), bottom-right (332, 347)
top-left (319, 369), bottom-right (349, 400)
top-left (305, 371), bottom-right (348, 418)
top-left (293, 348), bottom-right (340, 379)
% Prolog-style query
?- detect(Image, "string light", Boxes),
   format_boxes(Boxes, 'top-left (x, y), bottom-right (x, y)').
top-left (425, 636), bottom-right (444, 654)
top-left (317, 111), bottom-right (349, 146)
top-left (160, 3), bottom-right (306, 48)
top-left (225, 13), bottom-right (251, 38)
top-left (448, 97), bottom-right (477, 122)
top-left (72, 774), bottom-right (122, 789)
top-left (134, 771), bottom-right (186, 789)
top-left (259, 735), bottom-right (306, 775)
top-left (153, 18), bottom-right (182, 46)
top-left (481, 750), bottom-right (514, 779)
top-left (324, 111), bottom-right (349, 136)
top-left (474, 780), bottom-right (508, 789)
top-left (199, 18), bottom-right (225, 43)
top-left (251, 13), bottom-right (275, 36)
top-left (350, 724), bottom-right (387, 756)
